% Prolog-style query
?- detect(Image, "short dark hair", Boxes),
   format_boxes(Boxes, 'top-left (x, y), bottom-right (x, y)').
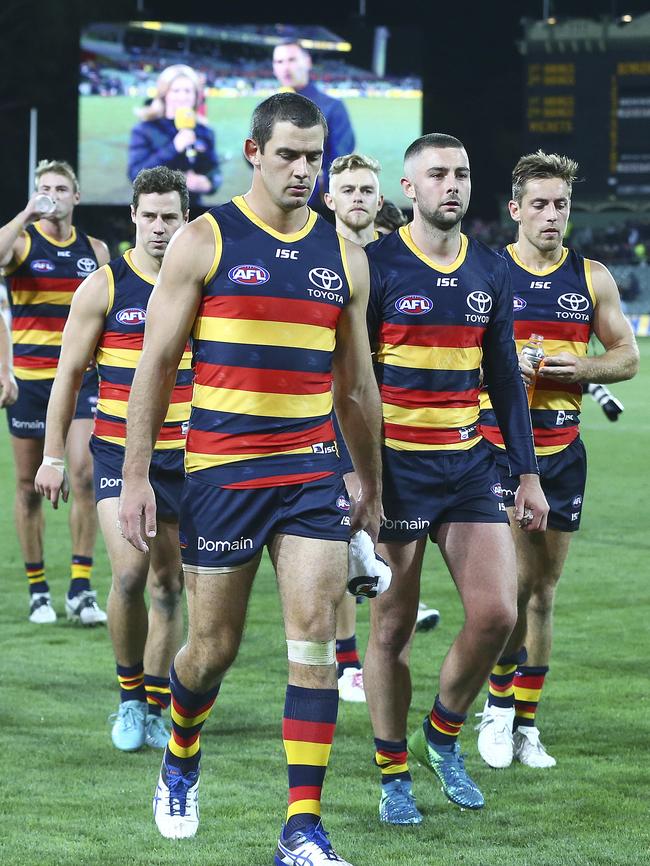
top-left (132, 166), bottom-right (189, 213)
top-left (250, 92), bottom-right (328, 153)
top-left (404, 133), bottom-right (465, 166)
top-left (375, 200), bottom-right (407, 233)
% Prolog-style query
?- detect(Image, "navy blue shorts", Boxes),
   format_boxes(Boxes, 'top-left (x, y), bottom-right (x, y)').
top-left (90, 436), bottom-right (184, 520)
top-left (179, 473), bottom-right (351, 569)
top-left (7, 368), bottom-right (98, 438)
top-left (379, 439), bottom-right (509, 544)
top-left (489, 437), bottom-right (587, 532)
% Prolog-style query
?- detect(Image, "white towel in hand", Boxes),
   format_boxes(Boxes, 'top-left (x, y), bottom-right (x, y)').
top-left (347, 530), bottom-right (392, 598)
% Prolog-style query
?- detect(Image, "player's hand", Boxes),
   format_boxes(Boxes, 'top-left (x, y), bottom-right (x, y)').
top-left (173, 129), bottom-right (197, 153)
top-left (517, 351), bottom-right (536, 387)
top-left (0, 366), bottom-right (18, 407)
top-left (513, 473), bottom-right (549, 532)
top-left (118, 477), bottom-right (157, 553)
top-left (34, 463), bottom-right (70, 509)
top-left (350, 485), bottom-right (382, 544)
top-left (185, 171), bottom-right (211, 193)
top-left (537, 352), bottom-right (584, 384)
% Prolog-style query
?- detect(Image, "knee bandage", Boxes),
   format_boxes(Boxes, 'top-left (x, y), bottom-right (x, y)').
top-left (286, 639), bottom-right (336, 666)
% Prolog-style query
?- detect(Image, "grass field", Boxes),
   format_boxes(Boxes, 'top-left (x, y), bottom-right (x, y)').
top-left (78, 94), bottom-right (421, 208)
top-left (1, 341), bottom-right (648, 866)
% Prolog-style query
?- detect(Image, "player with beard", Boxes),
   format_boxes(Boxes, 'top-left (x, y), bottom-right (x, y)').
top-left (476, 151), bottom-right (638, 769)
top-left (361, 133), bottom-right (549, 825)
top-left (324, 154), bottom-right (439, 704)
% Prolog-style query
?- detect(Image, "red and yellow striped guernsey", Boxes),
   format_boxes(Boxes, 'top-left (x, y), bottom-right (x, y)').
top-left (5, 223), bottom-right (99, 380)
top-left (93, 251), bottom-right (192, 450)
top-left (480, 245), bottom-right (596, 456)
top-left (185, 196), bottom-right (352, 488)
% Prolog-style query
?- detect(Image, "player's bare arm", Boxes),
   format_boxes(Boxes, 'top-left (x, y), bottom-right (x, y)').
top-left (0, 311), bottom-right (18, 408)
top-left (331, 238), bottom-right (382, 541)
top-left (33, 267), bottom-right (109, 508)
top-left (0, 194), bottom-right (49, 267)
top-left (89, 236), bottom-right (110, 267)
top-left (539, 260), bottom-right (639, 385)
top-left (119, 217), bottom-right (213, 552)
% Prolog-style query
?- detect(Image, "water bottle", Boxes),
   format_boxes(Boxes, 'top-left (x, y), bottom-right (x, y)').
top-left (521, 333), bottom-right (545, 406)
top-left (33, 194), bottom-right (56, 214)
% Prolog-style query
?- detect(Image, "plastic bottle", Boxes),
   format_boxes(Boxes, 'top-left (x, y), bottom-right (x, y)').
top-left (521, 333), bottom-right (545, 406)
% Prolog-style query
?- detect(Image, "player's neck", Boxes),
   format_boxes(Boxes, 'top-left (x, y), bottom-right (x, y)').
top-left (410, 217), bottom-right (462, 266)
top-left (243, 190), bottom-right (311, 236)
top-left (130, 243), bottom-right (163, 280)
top-left (513, 234), bottom-right (564, 270)
top-left (335, 220), bottom-right (375, 248)
top-left (36, 216), bottom-right (74, 243)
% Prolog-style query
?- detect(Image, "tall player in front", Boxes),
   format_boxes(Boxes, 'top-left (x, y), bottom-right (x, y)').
top-left (361, 133), bottom-right (549, 825)
top-left (118, 94), bottom-right (382, 866)
top-left (476, 151), bottom-right (638, 769)
top-left (0, 160), bottom-right (109, 625)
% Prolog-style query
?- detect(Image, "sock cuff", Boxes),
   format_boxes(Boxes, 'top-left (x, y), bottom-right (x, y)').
top-left (170, 662), bottom-right (221, 707)
top-left (374, 738), bottom-right (407, 753)
top-left (433, 694), bottom-right (467, 725)
top-left (498, 646), bottom-right (528, 667)
top-left (517, 665), bottom-right (549, 677)
top-left (72, 555), bottom-right (93, 566)
top-left (116, 661), bottom-right (144, 677)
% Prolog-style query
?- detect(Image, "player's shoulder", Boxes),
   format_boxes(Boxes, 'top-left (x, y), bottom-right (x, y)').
top-left (465, 234), bottom-right (510, 280)
top-left (365, 228), bottom-right (401, 260)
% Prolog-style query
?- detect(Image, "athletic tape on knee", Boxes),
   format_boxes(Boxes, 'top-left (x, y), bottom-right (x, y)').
top-left (286, 639), bottom-right (336, 666)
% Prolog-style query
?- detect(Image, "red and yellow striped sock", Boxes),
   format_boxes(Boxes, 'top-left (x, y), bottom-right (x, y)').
top-left (336, 636), bottom-right (361, 677)
top-left (116, 661), bottom-right (146, 704)
top-left (487, 648), bottom-right (527, 709)
top-left (514, 665), bottom-right (549, 729)
top-left (26, 561), bottom-right (48, 596)
top-left (425, 694), bottom-right (466, 749)
top-left (144, 673), bottom-right (171, 717)
top-left (166, 663), bottom-right (220, 773)
top-left (374, 738), bottom-right (411, 784)
top-left (68, 555), bottom-right (92, 598)
top-left (283, 685), bottom-right (338, 834)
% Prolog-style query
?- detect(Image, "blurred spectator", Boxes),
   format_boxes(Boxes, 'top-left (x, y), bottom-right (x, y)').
top-left (127, 64), bottom-right (221, 208)
top-left (272, 42), bottom-right (355, 202)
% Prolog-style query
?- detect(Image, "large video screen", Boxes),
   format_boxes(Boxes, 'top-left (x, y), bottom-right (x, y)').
top-left (79, 22), bottom-right (422, 210)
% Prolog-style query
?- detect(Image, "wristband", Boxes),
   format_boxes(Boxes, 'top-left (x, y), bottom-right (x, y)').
top-left (43, 455), bottom-right (65, 474)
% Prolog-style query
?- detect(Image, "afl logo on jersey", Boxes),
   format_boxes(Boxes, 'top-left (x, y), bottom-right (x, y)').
top-left (31, 259), bottom-right (55, 273)
top-left (309, 268), bottom-right (343, 291)
top-left (228, 265), bottom-right (270, 286)
top-left (491, 482), bottom-right (504, 497)
top-left (336, 495), bottom-right (350, 511)
top-left (395, 295), bottom-right (433, 315)
top-left (513, 296), bottom-right (527, 312)
top-left (76, 257), bottom-right (97, 273)
top-left (466, 291), bottom-right (493, 314)
top-left (116, 307), bottom-right (146, 325)
top-left (558, 293), bottom-right (589, 312)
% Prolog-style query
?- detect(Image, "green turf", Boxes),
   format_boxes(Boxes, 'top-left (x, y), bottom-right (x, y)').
top-left (78, 94), bottom-right (421, 208)
top-left (0, 342), bottom-right (648, 865)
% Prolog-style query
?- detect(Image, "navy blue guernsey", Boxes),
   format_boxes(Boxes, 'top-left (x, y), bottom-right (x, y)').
top-left (366, 226), bottom-right (538, 476)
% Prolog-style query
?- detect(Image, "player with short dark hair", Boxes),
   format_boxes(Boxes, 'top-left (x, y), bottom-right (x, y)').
top-left (35, 166), bottom-right (191, 752)
top-left (476, 150), bottom-right (638, 769)
top-left (374, 200), bottom-right (408, 235)
top-left (118, 94), bottom-right (382, 866)
top-left (0, 159), bottom-right (109, 625)
top-left (361, 133), bottom-right (549, 825)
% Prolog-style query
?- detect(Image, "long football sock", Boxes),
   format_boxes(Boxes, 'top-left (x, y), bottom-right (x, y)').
top-left (487, 647), bottom-right (527, 709)
top-left (144, 673), bottom-right (171, 717)
top-left (336, 636), bottom-right (361, 677)
top-left (425, 693), bottom-right (465, 750)
top-left (374, 737), bottom-right (411, 785)
top-left (68, 554), bottom-right (92, 598)
top-left (165, 662), bottom-right (220, 774)
top-left (26, 561), bottom-right (48, 596)
top-left (117, 661), bottom-right (146, 704)
top-left (514, 665), bottom-right (549, 729)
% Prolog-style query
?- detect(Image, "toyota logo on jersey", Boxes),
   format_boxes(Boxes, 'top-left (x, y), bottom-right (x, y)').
top-left (558, 293), bottom-right (589, 312)
top-left (77, 257), bottom-right (97, 273)
top-left (308, 267), bottom-right (343, 291)
top-left (466, 291), bottom-right (493, 314)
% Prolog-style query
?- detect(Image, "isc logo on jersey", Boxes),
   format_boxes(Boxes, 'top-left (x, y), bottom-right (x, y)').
top-left (395, 295), bottom-right (433, 315)
top-left (228, 264), bottom-right (270, 286)
top-left (116, 307), bottom-right (146, 325)
top-left (31, 259), bottom-right (55, 273)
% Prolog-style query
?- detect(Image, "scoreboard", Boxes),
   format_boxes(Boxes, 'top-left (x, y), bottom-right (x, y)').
top-left (524, 52), bottom-right (650, 200)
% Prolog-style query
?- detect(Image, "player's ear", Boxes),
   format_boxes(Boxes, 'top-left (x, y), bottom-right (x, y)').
top-left (508, 199), bottom-right (520, 222)
top-left (323, 192), bottom-right (335, 212)
top-left (130, 204), bottom-right (137, 225)
top-left (244, 137), bottom-right (261, 167)
top-left (400, 176), bottom-right (415, 202)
